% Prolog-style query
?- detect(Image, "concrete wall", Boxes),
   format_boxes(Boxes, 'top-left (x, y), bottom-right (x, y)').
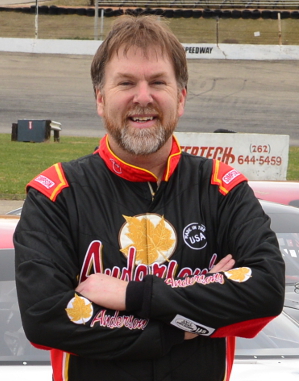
top-left (1, 37), bottom-right (299, 59)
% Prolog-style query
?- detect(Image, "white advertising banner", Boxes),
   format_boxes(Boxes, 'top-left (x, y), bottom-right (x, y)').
top-left (174, 132), bottom-right (289, 180)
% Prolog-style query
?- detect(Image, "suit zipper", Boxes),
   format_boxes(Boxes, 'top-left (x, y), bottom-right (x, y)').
top-left (148, 182), bottom-right (158, 201)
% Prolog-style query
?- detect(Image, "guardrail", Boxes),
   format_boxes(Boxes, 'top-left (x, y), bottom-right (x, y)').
top-left (96, 0), bottom-right (299, 8)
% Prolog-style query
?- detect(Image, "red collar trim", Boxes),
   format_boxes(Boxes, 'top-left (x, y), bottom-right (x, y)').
top-left (95, 135), bottom-right (181, 182)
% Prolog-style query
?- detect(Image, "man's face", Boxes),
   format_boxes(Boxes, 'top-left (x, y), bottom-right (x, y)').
top-left (96, 46), bottom-right (186, 155)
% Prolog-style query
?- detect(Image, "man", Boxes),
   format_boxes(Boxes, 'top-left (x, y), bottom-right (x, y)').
top-left (14, 15), bottom-right (285, 381)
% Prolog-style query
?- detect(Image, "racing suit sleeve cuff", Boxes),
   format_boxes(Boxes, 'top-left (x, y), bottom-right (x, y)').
top-left (126, 275), bottom-right (153, 318)
top-left (126, 277), bottom-right (185, 352)
top-left (162, 323), bottom-right (185, 351)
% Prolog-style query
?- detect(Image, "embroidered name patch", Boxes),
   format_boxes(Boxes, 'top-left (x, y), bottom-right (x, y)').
top-left (91, 310), bottom-right (148, 330)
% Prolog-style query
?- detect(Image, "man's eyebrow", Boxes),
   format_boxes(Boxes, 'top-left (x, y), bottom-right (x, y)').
top-left (149, 72), bottom-right (169, 79)
top-left (114, 71), bottom-right (169, 80)
top-left (114, 72), bottom-right (134, 78)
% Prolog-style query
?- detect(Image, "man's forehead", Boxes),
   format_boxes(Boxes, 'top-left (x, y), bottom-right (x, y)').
top-left (110, 44), bottom-right (170, 62)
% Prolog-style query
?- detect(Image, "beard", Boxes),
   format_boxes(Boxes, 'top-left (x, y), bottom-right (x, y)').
top-left (103, 105), bottom-right (180, 156)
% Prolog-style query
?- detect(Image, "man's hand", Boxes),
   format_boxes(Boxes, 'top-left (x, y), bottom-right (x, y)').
top-left (184, 332), bottom-right (198, 340)
top-left (210, 254), bottom-right (235, 274)
top-left (76, 273), bottom-right (128, 311)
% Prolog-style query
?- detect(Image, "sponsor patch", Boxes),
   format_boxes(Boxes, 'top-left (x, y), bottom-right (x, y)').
top-left (211, 160), bottom-right (247, 195)
top-left (66, 294), bottom-right (93, 324)
top-left (183, 222), bottom-right (207, 250)
top-left (171, 314), bottom-right (215, 336)
top-left (222, 169), bottom-right (241, 185)
top-left (34, 175), bottom-right (55, 189)
top-left (27, 163), bottom-right (69, 201)
top-left (224, 267), bottom-right (252, 282)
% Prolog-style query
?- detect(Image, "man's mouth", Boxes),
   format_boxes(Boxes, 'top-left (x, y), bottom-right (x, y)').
top-left (130, 116), bottom-right (155, 122)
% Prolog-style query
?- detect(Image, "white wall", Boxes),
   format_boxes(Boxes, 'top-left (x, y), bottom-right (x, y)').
top-left (1, 38), bottom-right (299, 59)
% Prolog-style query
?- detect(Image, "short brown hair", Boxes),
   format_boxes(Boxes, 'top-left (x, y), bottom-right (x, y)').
top-left (90, 15), bottom-right (188, 95)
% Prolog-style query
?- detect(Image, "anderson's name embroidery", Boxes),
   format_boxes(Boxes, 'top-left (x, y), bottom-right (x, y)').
top-left (79, 241), bottom-right (218, 283)
top-left (91, 310), bottom-right (148, 330)
top-left (165, 272), bottom-right (224, 288)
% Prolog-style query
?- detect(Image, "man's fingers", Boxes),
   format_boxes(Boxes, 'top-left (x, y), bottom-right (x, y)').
top-left (75, 273), bottom-right (127, 310)
top-left (210, 254), bottom-right (235, 273)
top-left (184, 332), bottom-right (198, 340)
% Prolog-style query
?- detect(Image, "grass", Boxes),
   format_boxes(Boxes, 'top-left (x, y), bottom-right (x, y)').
top-left (0, 133), bottom-right (298, 199)
top-left (45, 0), bottom-right (91, 5)
top-left (1, 8), bottom-right (299, 44)
top-left (0, 134), bottom-right (99, 199)
top-left (287, 146), bottom-right (299, 181)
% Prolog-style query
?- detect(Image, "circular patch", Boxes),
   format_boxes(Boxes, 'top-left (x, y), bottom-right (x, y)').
top-left (183, 222), bottom-right (207, 250)
top-left (224, 267), bottom-right (252, 282)
top-left (119, 213), bottom-right (177, 265)
top-left (65, 294), bottom-right (93, 324)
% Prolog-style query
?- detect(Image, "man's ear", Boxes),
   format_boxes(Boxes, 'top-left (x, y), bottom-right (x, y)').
top-left (96, 89), bottom-right (104, 117)
top-left (178, 87), bottom-right (187, 118)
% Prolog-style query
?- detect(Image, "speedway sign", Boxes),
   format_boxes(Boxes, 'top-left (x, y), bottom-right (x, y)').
top-left (174, 132), bottom-right (289, 180)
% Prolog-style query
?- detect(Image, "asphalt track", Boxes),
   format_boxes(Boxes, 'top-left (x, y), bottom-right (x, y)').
top-left (1, 51), bottom-right (299, 145)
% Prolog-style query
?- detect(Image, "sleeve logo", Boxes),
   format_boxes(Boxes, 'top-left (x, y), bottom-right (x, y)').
top-left (222, 169), bottom-right (241, 185)
top-left (224, 267), bottom-right (252, 282)
top-left (66, 294), bottom-right (93, 324)
top-left (171, 314), bottom-right (215, 336)
top-left (34, 175), bottom-right (55, 189)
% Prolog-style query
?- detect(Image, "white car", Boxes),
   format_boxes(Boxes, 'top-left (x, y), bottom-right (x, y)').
top-left (1, 199), bottom-right (299, 380)
top-left (231, 310), bottom-right (299, 381)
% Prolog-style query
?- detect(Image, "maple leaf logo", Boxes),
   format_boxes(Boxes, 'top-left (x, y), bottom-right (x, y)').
top-left (66, 294), bottom-right (93, 324)
top-left (119, 214), bottom-right (176, 265)
top-left (224, 267), bottom-right (252, 282)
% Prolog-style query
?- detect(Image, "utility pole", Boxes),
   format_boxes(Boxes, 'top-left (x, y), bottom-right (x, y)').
top-left (35, 0), bottom-right (38, 39)
top-left (94, 0), bottom-right (98, 40)
top-left (278, 12), bottom-right (282, 45)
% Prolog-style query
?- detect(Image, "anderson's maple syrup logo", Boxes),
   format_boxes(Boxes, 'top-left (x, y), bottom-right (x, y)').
top-left (224, 267), bottom-right (252, 282)
top-left (66, 294), bottom-right (93, 324)
top-left (119, 213), bottom-right (177, 265)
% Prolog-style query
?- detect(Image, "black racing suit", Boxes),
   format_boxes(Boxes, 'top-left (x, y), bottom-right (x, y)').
top-left (14, 135), bottom-right (285, 381)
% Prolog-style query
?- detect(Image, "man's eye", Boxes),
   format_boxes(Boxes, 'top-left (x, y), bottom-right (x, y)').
top-left (119, 82), bottom-right (133, 86)
top-left (153, 81), bottom-right (165, 85)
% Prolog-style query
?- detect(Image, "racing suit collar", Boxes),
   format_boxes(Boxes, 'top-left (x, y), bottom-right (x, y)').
top-left (96, 134), bottom-right (182, 182)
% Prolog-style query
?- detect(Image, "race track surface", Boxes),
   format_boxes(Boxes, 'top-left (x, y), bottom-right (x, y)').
top-left (1, 52), bottom-right (298, 145)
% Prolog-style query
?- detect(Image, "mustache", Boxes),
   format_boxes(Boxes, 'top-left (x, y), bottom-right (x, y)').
top-left (126, 106), bottom-right (161, 117)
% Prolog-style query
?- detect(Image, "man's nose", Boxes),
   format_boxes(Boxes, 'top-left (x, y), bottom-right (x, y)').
top-left (133, 82), bottom-right (153, 106)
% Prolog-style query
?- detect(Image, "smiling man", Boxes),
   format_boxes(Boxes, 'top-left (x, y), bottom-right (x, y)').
top-left (15, 15), bottom-right (285, 381)
top-left (96, 45), bottom-right (185, 157)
